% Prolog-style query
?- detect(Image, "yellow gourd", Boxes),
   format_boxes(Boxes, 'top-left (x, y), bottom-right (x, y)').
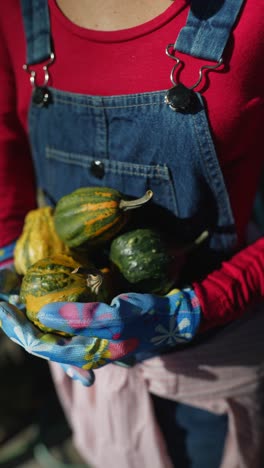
top-left (14, 206), bottom-right (70, 275)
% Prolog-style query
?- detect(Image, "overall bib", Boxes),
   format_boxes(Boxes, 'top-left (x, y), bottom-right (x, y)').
top-left (21, 1), bottom-right (264, 467)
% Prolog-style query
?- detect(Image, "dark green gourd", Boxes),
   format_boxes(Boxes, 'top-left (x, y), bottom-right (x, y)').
top-left (109, 228), bottom-right (175, 294)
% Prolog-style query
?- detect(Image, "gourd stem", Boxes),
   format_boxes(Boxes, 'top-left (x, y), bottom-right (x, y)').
top-left (174, 230), bottom-right (209, 255)
top-left (119, 190), bottom-right (153, 211)
top-left (86, 274), bottom-right (103, 295)
top-left (193, 230), bottom-right (209, 246)
top-left (71, 267), bottom-right (103, 294)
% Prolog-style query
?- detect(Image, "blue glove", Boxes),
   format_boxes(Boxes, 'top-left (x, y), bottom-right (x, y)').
top-left (0, 301), bottom-right (97, 386)
top-left (0, 287), bottom-right (201, 373)
top-left (0, 240), bottom-right (17, 268)
top-left (0, 268), bottom-right (21, 300)
top-left (0, 242), bottom-right (95, 386)
top-left (0, 241), bottom-right (21, 302)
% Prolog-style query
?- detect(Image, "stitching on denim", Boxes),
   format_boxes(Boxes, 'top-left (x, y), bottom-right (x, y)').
top-left (53, 100), bottom-right (162, 110)
top-left (50, 88), bottom-right (167, 99)
top-left (46, 147), bottom-right (170, 180)
top-left (192, 108), bottom-right (234, 226)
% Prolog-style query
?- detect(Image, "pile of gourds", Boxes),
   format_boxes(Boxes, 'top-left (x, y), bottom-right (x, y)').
top-left (15, 186), bottom-right (179, 334)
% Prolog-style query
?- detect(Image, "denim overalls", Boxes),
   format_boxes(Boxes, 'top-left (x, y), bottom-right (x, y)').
top-left (20, 1), bottom-right (245, 466)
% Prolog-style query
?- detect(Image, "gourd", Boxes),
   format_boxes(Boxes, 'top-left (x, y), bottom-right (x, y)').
top-left (14, 206), bottom-right (70, 275)
top-left (20, 254), bottom-right (107, 335)
top-left (109, 228), bottom-right (175, 294)
top-left (54, 187), bottom-right (153, 249)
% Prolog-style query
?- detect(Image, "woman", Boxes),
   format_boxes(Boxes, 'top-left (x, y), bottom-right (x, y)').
top-left (0, 0), bottom-right (264, 466)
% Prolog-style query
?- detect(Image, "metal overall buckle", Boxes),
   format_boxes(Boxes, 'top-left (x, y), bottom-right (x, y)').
top-left (23, 53), bottom-right (55, 107)
top-left (164, 44), bottom-right (223, 113)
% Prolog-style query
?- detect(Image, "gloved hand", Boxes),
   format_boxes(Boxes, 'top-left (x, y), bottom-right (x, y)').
top-left (0, 267), bottom-right (21, 301)
top-left (0, 240), bottom-right (21, 302)
top-left (0, 240), bottom-right (17, 269)
top-left (0, 301), bottom-right (98, 386)
top-left (0, 287), bottom-right (201, 374)
top-left (0, 242), bottom-right (95, 386)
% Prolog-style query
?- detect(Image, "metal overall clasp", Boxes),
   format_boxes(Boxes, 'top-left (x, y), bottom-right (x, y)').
top-left (164, 44), bottom-right (223, 113)
top-left (23, 52), bottom-right (55, 107)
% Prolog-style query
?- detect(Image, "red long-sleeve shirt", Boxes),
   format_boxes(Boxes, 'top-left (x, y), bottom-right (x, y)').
top-left (1, 0), bottom-right (264, 328)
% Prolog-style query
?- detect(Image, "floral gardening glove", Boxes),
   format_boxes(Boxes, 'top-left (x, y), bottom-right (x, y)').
top-left (0, 301), bottom-right (97, 386)
top-left (0, 287), bottom-right (201, 375)
top-left (0, 241), bottom-right (21, 304)
top-left (0, 240), bottom-right (17, 269)
top-left (0, 241), bottom-right (95, 387)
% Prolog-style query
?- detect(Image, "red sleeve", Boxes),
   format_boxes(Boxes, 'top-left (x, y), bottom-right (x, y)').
top-left (0, 25), bottom-right (37, 247)
top-left (194, 237), bottom-right (264, 331)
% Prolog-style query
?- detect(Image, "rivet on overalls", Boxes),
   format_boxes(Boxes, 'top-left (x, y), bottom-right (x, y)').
top-left (164, 44), bottom-right (223, 113)
top-left (90, 160), bottom-right (105, 179)
top-left (32, 87), bottom-right (52, 107)
top-left (23, 52), bottom-right (55, 107)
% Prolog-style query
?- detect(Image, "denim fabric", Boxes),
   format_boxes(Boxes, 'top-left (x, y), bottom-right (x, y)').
top-left (151, 394), bottom-right (228, 468)
top-left (28, 88), bottom-right (237, 257)
top-left (176, 0), bottom-right (245, 61)
top-left (20, 0), bottom-right (51, 64)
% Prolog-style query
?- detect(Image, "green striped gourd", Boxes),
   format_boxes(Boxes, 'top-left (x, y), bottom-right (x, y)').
top-left (54, 186), bottom-right (153, 248)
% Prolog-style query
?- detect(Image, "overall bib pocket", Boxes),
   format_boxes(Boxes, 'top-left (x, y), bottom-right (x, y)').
top-left (28, 85), bottom-right (237, 253)
top-left (44, 145), bottom-right (179, 216)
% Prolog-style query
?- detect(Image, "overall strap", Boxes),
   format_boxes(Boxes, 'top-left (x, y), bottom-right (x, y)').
top-left (20, 0), bottom-right (51, 64)
top-left (175, 0), bottom-right (245, 61)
